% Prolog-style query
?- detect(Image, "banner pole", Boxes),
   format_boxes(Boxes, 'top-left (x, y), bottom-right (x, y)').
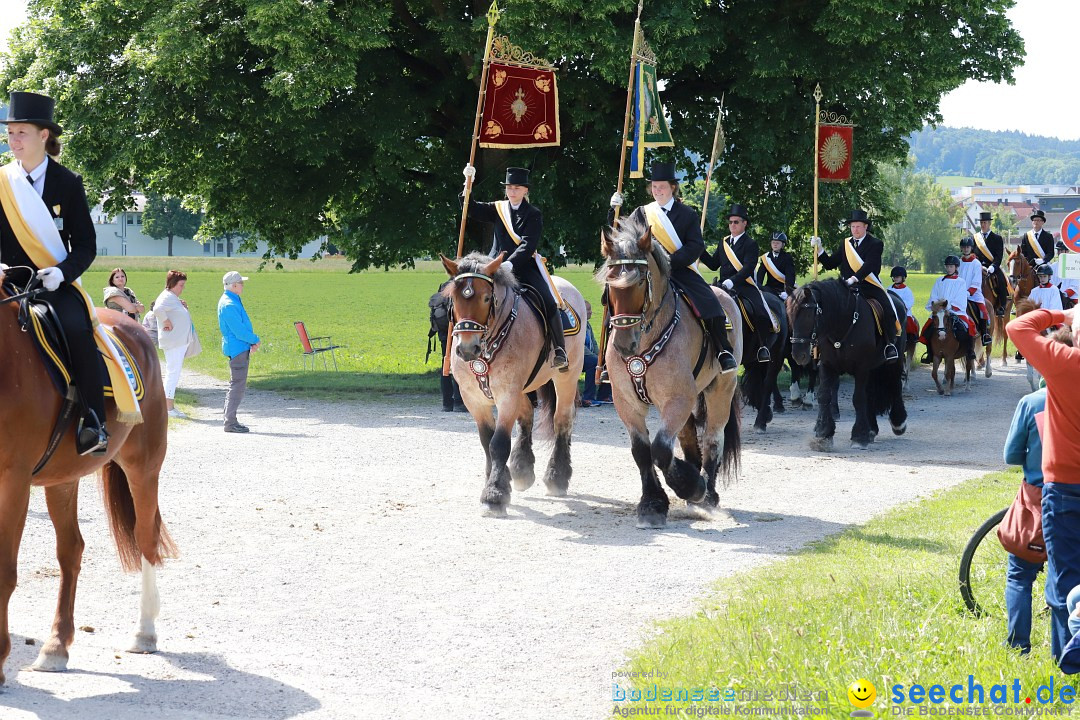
top-left (456, 0), bottom-right (501, 260)
top-left (448, 1), bottom-right (500, 377)
top-left (613, 0), bottom-right (644, 225)
top-left (700, 94), bottom-right (725, 233)
top-left (812, 83), bottom-right (822, 281)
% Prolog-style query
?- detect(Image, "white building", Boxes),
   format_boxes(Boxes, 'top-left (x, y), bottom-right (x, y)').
top-left (91, 193), bottom-right (325, 258)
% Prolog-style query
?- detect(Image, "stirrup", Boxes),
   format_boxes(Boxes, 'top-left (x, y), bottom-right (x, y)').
top-left (982, 333), bottom-right (993, 347)
top-left (76, 413), bottom-right (108, 457)
top-left (883, 343), bottom-right (899, 362)
top-left (995, 307), bottom-right (1006, 318)
top-left (599, 367), bottom-right (610, 384)
top-left (551, 347), bottom-right (569, 372)
top-left (718, 351), bottom-right (737, 372)
top-left (756, 346), bottom-right (771, 363)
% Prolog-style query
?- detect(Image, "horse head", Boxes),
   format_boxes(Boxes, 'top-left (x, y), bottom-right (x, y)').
top-left (787, 285), bottom-right (820, 367)
top-left (597, 217), bottom-right (671, 358)
top-left (930, 299), bottom-right (950, 340)
top-left (439, 251), bottom-right (514, 362)
top-left (1008, 250), bottom-right (1036, 301)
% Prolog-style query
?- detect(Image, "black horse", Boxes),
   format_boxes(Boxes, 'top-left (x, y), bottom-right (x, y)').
top-left (788, 280), bottom-right (908, 450)
top-left (730, 290), bottom-right (788, 432)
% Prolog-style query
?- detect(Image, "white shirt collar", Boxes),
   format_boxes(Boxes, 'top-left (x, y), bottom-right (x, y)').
top-left (661, 198), bottom-right (675, 212)
top-left (510, 202), bottom-right (522, 211)
top-left (730, 232), bottom-right (744, 243)
top-left (20, 157), bottom-right (48, 196)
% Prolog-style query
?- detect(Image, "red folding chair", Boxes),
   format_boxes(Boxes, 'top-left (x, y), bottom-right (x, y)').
top-left (294, 321), bottom-right (344, 371)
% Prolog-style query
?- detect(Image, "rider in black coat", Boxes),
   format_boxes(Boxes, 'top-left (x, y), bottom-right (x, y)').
top-left (755, 232), bottom-right (797, 298)
top-left (812, 209), bottom-right (899, 362)
top-left (1021, 210), bottom-right (1056, 268)
top-left (972, 211), bottom-right (1008, 318)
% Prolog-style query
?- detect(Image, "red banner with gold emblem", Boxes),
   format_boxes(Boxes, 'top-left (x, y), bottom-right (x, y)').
top-left (479, 62), bottom-right (560, 149)
top-left (817, 124), bottom-right (853, 182)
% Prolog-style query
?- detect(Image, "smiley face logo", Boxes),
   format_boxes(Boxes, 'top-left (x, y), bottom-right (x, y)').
top-left (847, 679), bottom-right (876, 714)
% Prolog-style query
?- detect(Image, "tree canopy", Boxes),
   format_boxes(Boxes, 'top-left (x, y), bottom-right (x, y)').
top-left (143, 193), bottom-right (202, 257)
top-left (910, 126), bottom-right (1080, 185)
top-left (1, 0), bottom-right (1023, 270)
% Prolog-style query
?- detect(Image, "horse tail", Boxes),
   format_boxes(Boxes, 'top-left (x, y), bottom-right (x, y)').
top-left (720, 390), bottom-right (741, 486)
top-left (533, 380), bottom-right (558, 444)
top-left (741, 362), bottom-right (765, 410)
top-left (868, 360), bottom-right (902, 417)
top-left (101, 462), bottom-right (177, 572)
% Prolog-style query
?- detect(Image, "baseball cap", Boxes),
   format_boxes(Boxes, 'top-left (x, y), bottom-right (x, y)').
top-left (223, 271), bottom-right (248, 286)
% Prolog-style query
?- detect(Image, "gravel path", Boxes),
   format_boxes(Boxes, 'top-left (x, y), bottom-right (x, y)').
top-left (1, 360), bottom-right (1028, 719)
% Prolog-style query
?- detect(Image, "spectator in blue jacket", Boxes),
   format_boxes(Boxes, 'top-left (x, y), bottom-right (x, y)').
top-left (218, 271), bottom-right (260, 433)
top-left (1003, 386), bottom-right (1048, 654)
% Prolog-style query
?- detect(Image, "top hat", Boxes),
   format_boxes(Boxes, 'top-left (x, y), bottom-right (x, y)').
top-left (978, 211), bottom-right (992, 222)
top-left (1, 91), bottom-right (62, 136)
top-left (501, 167), bottom-right (530, 187)
top-left (647, 161), bottom-right (678, 183)
top-left (1030, 209), bottom-right (1046, 222)
top-left (728, 203), bottom-right (749, 221)
top-left (844, 209), bottom-right (871, 225)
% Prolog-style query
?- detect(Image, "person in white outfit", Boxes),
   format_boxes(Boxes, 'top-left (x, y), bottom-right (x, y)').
top-left (1029, 264), bottom-right (1063, 312)
top-left (889, 266), bottom-right (917, 338)
top-left (958, 236), bottom-right (992, 346)
top-left (920, 255), bottom-right (977, 362)
top-left (154, 270), bottom-right (193, 418)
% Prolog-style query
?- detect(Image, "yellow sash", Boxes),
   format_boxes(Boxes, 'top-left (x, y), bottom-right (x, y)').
top-left (494, 200), bottom-right (564, 309)
top-left (843, 237), bottom-right (885, 290)
top-left (973, 232), bottom-right (994, 263)
top-left (760, 253), bottom-right (786, 284)
top-left (643, 202), bottom-right (702, 275)
top-left (1027, 230), bottom-right (1046, 260)
top-left (721, 239), bottom-right (756, 286)
top-left (0, 162), bottom-right (141, 423)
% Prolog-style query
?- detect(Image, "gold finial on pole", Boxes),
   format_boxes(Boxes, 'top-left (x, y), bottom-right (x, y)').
top-left (700, 93), bottom-right (725, 232)
top-left (812, 83), bottom-right (822, 281)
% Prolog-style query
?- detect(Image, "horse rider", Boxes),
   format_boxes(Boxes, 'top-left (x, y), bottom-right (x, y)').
top-left (1029, 264), bottom-right (1063, 312)
top-left (1055, 240), bottom-right (1078, 308)
top-left (889, 266), bottom-right (919, 341)
top-left (699, 203), bottom-right (774, 363)
top-left (1021, 209), bottom-right (1056, 269)
top-left (0, 91), bottom-right (107, 455)
top-left (608, 161), bottom-right (737, 371)
top-left (972, 210), bottom-right (1008, 318)
top-left (920, 255), bottom-right (978, 360)
top-left (811, 209), bottom-right (900, 362)
top-left (959, 235), bottom-right (993, 347)
top-left (461, 164), bottom-right (568, 370)
top-left (755, 231), bottom-right (797, 301)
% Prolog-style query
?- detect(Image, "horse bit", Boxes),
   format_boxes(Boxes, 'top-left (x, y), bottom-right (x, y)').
top-left (451, 271), bottom-right (517, 400)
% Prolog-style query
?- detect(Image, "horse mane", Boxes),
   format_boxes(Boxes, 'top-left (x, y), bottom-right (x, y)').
top-left (445, 252), bottom-right (520, 297)
top-left (595, 214), bottom-right (671, 289)
top-left (787, 279), bottom-right (847, 326)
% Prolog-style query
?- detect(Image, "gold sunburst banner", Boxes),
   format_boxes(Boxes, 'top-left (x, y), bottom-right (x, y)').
top-left (817, 124), bottom-right (852, 183)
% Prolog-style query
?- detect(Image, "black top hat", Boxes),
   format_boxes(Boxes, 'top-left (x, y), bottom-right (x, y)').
top-left (770, 231), bottom-right (788, 244)
top-left (844, 209), bottom-right (870, 225)
top-left (1030, 209), bottom-right (1046, 222)
top-left (1, 91), bottom-right (62, 136)
top-left (728, 203), bottom-right (749, 221)
top-left (647, 161), bottom-right (678, 183)
top-left (978, 211), bottom-right (992, 222)
top-left (501, 167), bottom-right (530, 187)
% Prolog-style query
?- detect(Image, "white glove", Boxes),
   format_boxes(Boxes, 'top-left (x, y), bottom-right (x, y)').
top-left (722, 279), bottom-right (734, 290)
top-left (610, 191), bottom-right (624, 208)
top-left (37, 266), bottom-right (64, 291)
top-left (810, 236), bottom-right (824, 255)
top-left (988, 265), bottom-right (996, 273)
top-left (779, 291), bottom-right (788, 301)
top-left (462, 163), bottom-right (476, 181)
top-left (845, 276), bottom-right (857, 286)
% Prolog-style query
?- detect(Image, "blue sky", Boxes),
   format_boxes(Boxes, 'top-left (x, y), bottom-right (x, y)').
top-left (1, 0), bottom-right (1074, 140)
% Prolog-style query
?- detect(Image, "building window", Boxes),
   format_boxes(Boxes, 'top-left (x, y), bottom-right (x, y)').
top-left (127, 214), bottom-right (134, 225)
top-left (135, 213), bottom-right (142, 225)
top-left (203, 243), bottom-right (211, 254)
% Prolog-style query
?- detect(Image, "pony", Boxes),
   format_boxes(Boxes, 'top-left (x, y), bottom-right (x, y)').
top-left (727, 289), bottom-right (788, 432)
top-left (788, 280), bottom-right (908, 451)
top-left (598, 218), bottom-right (742, 529)
top-left (440, 252), bottom-right (586, 517)
top-left (925, 298), bottom-right (974, 396)
top-left (0, 294), bottom-right (174, 685)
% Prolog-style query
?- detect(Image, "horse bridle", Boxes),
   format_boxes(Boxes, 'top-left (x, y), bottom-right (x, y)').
top-left (449, 270), bottom-right (518, 400)
top-left (450, 271), bottom-right (504, 340)
top-left (607, 258), bottom-right (663, 332)
top-left (789, 289), bottom-right (823, 353)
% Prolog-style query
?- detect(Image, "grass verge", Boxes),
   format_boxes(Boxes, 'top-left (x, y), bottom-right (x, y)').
top-left (615, 469), bottom-right (1075, 716)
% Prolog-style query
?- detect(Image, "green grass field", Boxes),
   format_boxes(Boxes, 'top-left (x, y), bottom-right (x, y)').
top-left (936, 175), bottom-right (998, 189)
top-left (615, 469), bottom-right (1070, 716)
top-left (82, 258), bottom-right (942, 401)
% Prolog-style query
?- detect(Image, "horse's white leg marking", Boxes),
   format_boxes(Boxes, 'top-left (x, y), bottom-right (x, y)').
top-left (127, 557), bottom-right (159, 653)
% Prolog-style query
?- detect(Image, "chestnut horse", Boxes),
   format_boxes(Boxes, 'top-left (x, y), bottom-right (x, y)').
top-left (925, 299), bottom-right (974, 396)
top-left (1002, 249), bottom-right (1038, 363)
top-left (0, 297), bottom-right (173, 686)
top-left (441, 252), bottom-right (586, 517)
top-left (598, 219), bottom-right (742, 529)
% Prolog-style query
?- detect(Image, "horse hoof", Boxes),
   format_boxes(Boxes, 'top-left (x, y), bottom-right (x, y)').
top-left (850, 441), bottom-right (869, 450)
top-left (809, 437), bottom-right (833, 452)
top-left (754, 425), bottom-right (767, 434)
top-left (636, 513), bottom-right (668, 529)
top-left (31, 649), bottom-right (68, 673)
top-left (544, 486), bottom-right (568, 498)
top-left (128, 633), bottom-right (158, 654)
top-left (892, 422), bottom-right (907, 435)
top-left (510, 473), bottom-right (535, 492)
top-left (482, 503), bottom-right (508, 518)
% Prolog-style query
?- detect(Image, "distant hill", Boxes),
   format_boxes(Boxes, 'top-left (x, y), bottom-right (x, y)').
top-left (909, 126), bottom-right (1080, 185)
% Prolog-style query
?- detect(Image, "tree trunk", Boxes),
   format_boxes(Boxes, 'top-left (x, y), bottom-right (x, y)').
top-left (168, 233), bottom-right (174, 256)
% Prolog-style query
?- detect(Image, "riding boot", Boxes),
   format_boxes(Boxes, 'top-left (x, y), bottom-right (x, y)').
top-left (76, 408), bottom-right (108, 457)
top-left (709, 317), bottom-right (738, 372)
top-left (549, 309), bottom-right (569, 372)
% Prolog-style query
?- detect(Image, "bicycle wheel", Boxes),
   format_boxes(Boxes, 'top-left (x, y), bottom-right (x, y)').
top-left (959, 508), bottom-right (1008, 616)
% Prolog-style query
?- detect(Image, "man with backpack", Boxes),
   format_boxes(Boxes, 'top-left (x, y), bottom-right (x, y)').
top-left (428, 281), bottom-right (464, 412)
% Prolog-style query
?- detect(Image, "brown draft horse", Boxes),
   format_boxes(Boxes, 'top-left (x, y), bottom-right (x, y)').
top-left (0, 299), bottom-right (174, 686)
top-left (926, 299), bottom-right (974, 396)
top-left (598, 219), bottom-right (742, 529)
top-left (440, 252), bottom-right (586, 517)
